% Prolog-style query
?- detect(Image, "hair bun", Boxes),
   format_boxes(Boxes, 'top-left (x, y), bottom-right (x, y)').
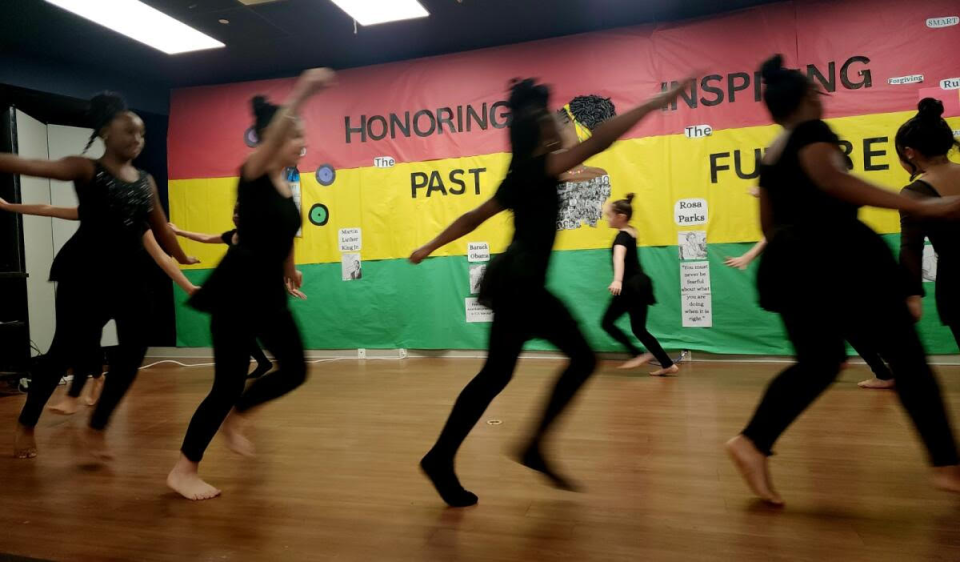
top-left (760, 54), bottom-right (786, 84)
top-left (917, 97), bottom-right (945, 121)
top-left (251, 95), bottom-right (270, 117)
top-left (625, 193), bottom-right (635, 203)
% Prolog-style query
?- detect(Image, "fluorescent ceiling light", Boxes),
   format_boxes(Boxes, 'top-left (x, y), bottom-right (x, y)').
top-left (329, 0), bottom-right (429, 26)
top-left (45, 0), bottom-right (225, 55)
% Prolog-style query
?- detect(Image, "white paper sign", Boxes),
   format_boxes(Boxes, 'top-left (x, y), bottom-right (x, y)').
top-left (342, 253), bottom-right (362, 281)
top-left (682, 293), bottom-right (713, 327)
top-left (941, 77), bottom-right (960, 90)
top-left (678, 231), bottom-right (708, 261)
top-left (888, 75), bottom-right (924, 85)
top-left (683, 125), bottom-right (713, 138)
top-left (466, 298), bottom-right (493, 323)
top-left (468, 242), bottom-right (490, 262)
top-left (674, 199), bottom-right (707, 226)
top-left (926, 16), bottom-right (959, 28)
top-left (469, 264), bottom-right (486, 294)
top-left (374, 156), bottom-right (396, 168)
top-left (680, 262), bottom-right (712, 293)
top-left (923, 245), bottom-right (938, 283)
top-left (339, 228), bottom-right (362, 252)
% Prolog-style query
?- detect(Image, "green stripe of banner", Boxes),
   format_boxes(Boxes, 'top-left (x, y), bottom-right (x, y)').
top-left (174, 235), bottom-right (959, 355)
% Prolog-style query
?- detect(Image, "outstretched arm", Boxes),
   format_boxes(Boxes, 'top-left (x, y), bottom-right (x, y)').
top-left (545, 80), bottom-right (693, 177)
top-left (142, 231), bottom-right (198, 295)
top-left (409, 198), bottom-right (503, 264)
top-left (0, 154), bottom-right (94, 183)
top-left (0, 197), bottom-right (79, 220)
top-left (145, 176), bottom-right (194, 265)
top-left (725, 238), bottom-right (767, 270)
top-left (168, 223), bottom-right (224, 244)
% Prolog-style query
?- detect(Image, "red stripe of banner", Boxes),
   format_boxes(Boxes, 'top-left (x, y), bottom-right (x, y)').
top-left (168, 0), bottom-right (960, 180)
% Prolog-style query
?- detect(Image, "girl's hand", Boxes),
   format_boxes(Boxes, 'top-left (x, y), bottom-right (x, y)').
top-left (608, 281), bottom-right (622, 296)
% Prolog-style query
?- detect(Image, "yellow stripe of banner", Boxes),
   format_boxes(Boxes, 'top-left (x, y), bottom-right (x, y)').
top-left (169, 111), bottom-right (959, 268)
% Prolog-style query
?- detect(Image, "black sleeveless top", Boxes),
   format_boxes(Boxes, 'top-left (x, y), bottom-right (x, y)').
top-left (900, 179), bottom-right (960, 326)
top-left (51, 162), bottom-right (153, 281)
top-left (756, 119), bottom-right (901, 312)
top-left (190, 168), bottom-right (301, 314)
top-left (478, 155), bottom-right (558, 307)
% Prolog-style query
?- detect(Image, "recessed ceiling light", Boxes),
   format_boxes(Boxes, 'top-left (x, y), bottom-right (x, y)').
top-left (329, 0), bottom-right (429, 26)
top-left (45, 0), bottom-right (225, 55)
top-left (218, 19), bottom-right (230, 25)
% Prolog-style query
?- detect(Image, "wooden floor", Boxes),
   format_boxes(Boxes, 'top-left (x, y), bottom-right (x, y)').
top-left (3, 358), bottom-right (960, 561)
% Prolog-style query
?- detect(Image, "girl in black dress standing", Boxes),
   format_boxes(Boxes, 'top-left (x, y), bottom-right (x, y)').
top-left (169, 203), bottom-right (291, 379)
top-left (167, 68), bottom-right (335, 501)
top-left (1, 93), bottom-right (192, 459)
top-left (726, 55), bottom-right (960, 505)
top-left (896, 98), bottom-right (960, 347)
top-left (409, 77), bottom-right (692, 507)
top-left (600, 194), bottom-right (677, 375)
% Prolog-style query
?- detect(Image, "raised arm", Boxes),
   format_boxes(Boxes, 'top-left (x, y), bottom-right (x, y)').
top-left (0, 197), bottom-right (79, 220)
top-left (142, 231), bottom-right (197, 295)
top-left (244, 68), bottom-right (336, 181)
top-left (545, 80), bottom-right (693, 178)
top-left (0, 154), bottom-right (94, 183)
top-left (609, 244), bottom-right (627, 295)
top-left (168, 223), bottom-right (224, 244)
top-left (145, 176), bottom-right (194, 264)
top-left (409, 198), bottom-right (503, 264)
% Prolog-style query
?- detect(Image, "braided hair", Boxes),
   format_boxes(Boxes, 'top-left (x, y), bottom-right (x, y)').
top-left (895, 98), bottom-right (960, 180)
top-left (84, 92), bottom-right (127, 153)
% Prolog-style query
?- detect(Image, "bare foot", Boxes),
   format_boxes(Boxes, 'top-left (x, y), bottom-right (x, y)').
top-left (167, 454), bottom-right (221, 501)
top-left (14, 424), bottom-right (37, 459)
top-left (48, 396), bottom-right (80, 415)
top-left (650, 364), bottom-right (680, 377)
top-left (725, 435), bottom-right (784, 505)
top-left (84, 377), bottom-right (105, 406)
top-left (931, 465), bottom-right (960, 493)
top-left (222, 411), bottom-right (255, 457)
top-left (618, 353), bottom-right (653, 370)
top-left (858, 377), bottom-right (895, 390)
top-left (82, 427), bottom-right (114, 462)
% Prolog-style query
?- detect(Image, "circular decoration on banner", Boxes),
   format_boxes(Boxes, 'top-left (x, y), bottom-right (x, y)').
top-left (243, 127), bottom-right (259, 148)
top-left (308, 204), bottom-right (329, 226)
top-left (316, 164), bottom-right (336, 186)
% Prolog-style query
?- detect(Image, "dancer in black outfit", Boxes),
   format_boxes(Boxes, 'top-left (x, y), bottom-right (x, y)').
top-left (600, 194), bottom-right (677, 375)
top-left (726, 55), bottom-right (960, 505)
top-left (410, 77), bottom-right (692, 507)
top-left (169, 204), bottom-right (288, 379)
top-left (4, 93), bottom-right (192, 459)
top-left (896, 98), bottom-right (960, 347)
top-left (167, 68), bottom-right (335, 501)
top-left (726, 162), bottom-right (898, 390)
top-left (0, 198), bottom-right (200, 413)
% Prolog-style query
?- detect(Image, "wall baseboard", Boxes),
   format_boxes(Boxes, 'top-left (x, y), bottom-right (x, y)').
top-left (145, 348), bottom-right (960, 366)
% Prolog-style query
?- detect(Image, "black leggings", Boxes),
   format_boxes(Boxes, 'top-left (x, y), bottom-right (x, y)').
top-left (846, 334), bottom-right (893, 381)
top-left (601, 294), bottom-right (673, 367)
top-left (19, 278), bottom-right (148, 430)
top-left (427, 290), bottom-right (597, 461)
top-left (180, 306), bottom-right (306, 463)
top-left (742, 300), bottom-right (958, 466)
